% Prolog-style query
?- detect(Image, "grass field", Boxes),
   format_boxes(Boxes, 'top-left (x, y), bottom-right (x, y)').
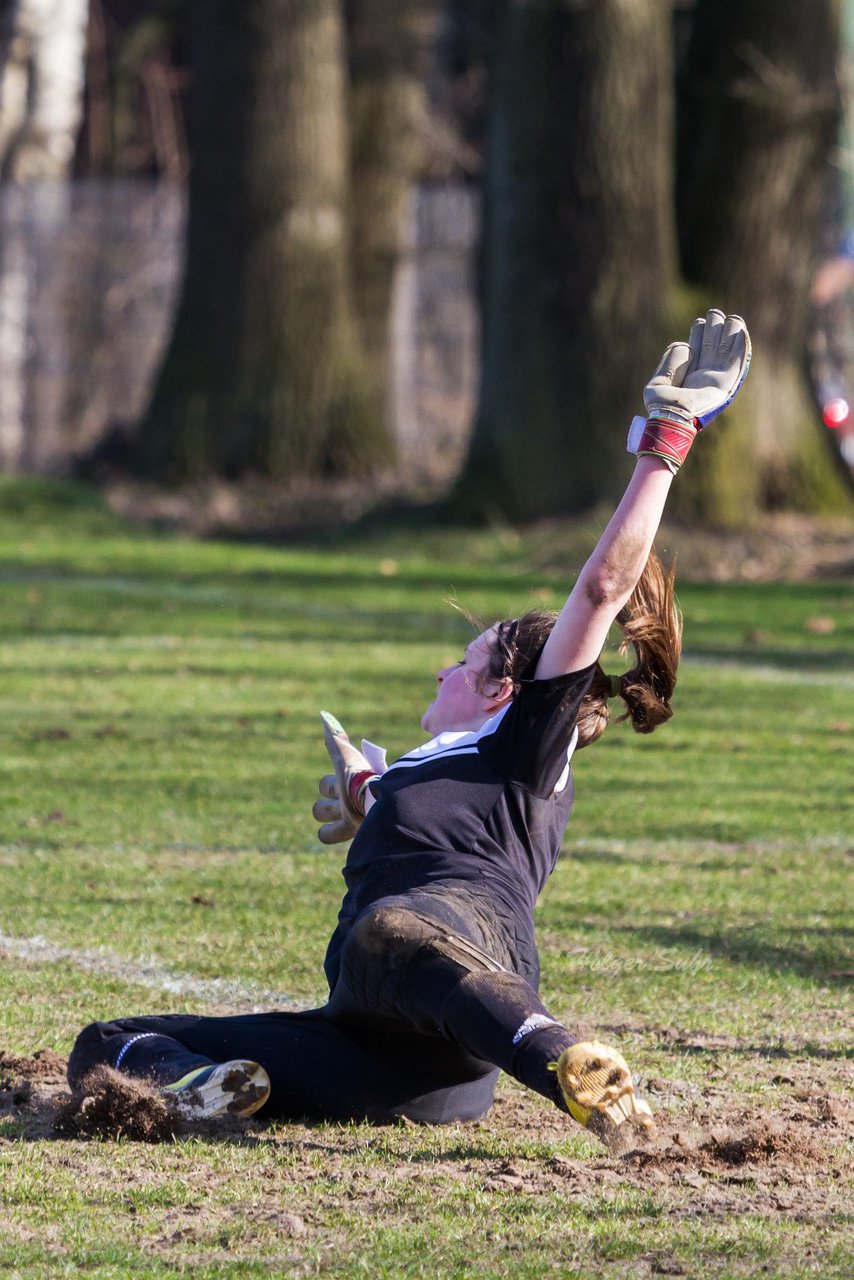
top-left (0, 478), bottom-right (852, 1278)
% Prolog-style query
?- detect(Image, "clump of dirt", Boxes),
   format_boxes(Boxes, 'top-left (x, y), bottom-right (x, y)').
top-left (0, 1048), bottom-right (67, 1085)
top-left (701, 1120), bottom-right (822, 1168)
top-left (55, 1066), bottom-right (177, 1143)
top-left (620, 1109), bottom-right (833, 1182)
top-left (0, 1077), bottom-right (33, 1110)
top-left (812, 1095), bottom-right (849, 1126)
top-left (587, 1110), bottom-right (658, 1157)
top-left (0, 1049), bottom-right (264, 1144)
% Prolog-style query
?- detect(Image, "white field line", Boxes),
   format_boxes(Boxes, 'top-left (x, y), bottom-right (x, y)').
top-left (0, 929), bottom-right (308, 1012)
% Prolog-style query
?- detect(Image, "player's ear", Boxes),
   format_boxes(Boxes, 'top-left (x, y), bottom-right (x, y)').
top-left (484, 676), bottom-right (514, 709)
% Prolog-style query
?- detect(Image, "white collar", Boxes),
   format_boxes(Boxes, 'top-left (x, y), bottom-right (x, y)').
top-left (392, 704), bottom-right (510, 766)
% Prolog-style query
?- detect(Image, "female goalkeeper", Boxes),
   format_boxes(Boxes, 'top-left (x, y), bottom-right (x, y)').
top-left (68, 311), bottom-right (750, 1145)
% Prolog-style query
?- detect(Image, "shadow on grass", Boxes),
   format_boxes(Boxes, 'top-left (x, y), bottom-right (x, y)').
top-left (684, 645), bottom-right (854, 672)
top-left (0, 554), bottom-right (530, 593)
top-left (608, 921), bottom-right (854, 987)
top-left (595, 1021), bottom-right (852, 1061)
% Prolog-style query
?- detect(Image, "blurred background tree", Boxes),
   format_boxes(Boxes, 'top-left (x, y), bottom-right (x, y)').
top-left (0, 0), bottom-right (89, 179)
top-left (0, 0), bottom-right (90, 472)
top-left (135, 0), bottom-right (392, 481)
top-left (0, 0), bottom-right (851, 521)
top-left (455, 0), bottom-right (850, 522)
top-left (90, 0), bottom-right (188, 179)
top-left (346, 0), bottom-right (438, 424)
top-left (675, 0), bottom-right (851, 522)
top-left (454, 0), bottom-right (677, 521)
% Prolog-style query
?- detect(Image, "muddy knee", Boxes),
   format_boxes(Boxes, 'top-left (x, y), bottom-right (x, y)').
top-left (348, 905), bottom-right (505, 974)
top-left (347, 906), bottom-right (435, 964)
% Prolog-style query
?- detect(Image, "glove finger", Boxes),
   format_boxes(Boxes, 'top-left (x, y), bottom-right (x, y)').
top-left (321, 712), bottom-right (370, 774)
top-left (720, 327), bottom-right (751, 400)
top-left (647, 340), bottom-right (692, 388)
top-left (318, 818), bottom-right (355, 845)
top-left (700, 308), bottom-right (726, 366)
top-left (688, 315), bottom-right (705, 369)
top-left (721, 312), bottom-right (746, 339)
top-left (318, 774), bottom-right (340, 800)
top-left (312, 797), bottom-right (341, 822)
top-left (719, 313), bottom-right (747, 359)
top-left (322, 725), bottom-right (347, 764)
top-left (320, 710), bottom-right (349, 739)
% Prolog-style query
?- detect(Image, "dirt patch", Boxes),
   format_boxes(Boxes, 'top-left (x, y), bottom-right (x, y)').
top-left (54, 1066), bottom-right (178, 1143)
top-left (3, 1046), bottom-right (850, 1273)
top-left (623, 1114), bottom-right (827, 1175)
top-left (106, 476), bottom-right (407, 541)
top-left (2, 1046), bottom-right (851, 1188)
top-left (103, 483), bottom-right (854, 584)
top-left (0, 1051), bottom-right (267, 1144)
top-left (1, 1048), bottom-right (72, 1140)
top-left (0, 1048), bottom-right (67, 1084)
top-left (459, 1065), bottom-right (853, 1225)
top-left (702, 1119), bottom-right (822, 1167)
top-left (653, 513), bottom-right (854, 583)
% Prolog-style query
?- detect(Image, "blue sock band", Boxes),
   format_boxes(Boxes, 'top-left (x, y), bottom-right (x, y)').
top-left (114, 1032), bottom-right (162, 1072)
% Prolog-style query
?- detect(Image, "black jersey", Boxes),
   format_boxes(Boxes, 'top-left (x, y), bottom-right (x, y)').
top-left (324, 662), bottom-right (595, 987)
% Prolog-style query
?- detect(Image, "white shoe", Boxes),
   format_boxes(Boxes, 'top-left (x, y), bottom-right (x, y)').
top-left (161, 1059), bottom-right (270, 1119)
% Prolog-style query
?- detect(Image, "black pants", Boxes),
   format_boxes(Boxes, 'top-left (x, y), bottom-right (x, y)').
top-left (68, 886), bottom-right (577, 1124)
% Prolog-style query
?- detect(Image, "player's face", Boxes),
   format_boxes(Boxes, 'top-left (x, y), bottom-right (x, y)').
top-left (421, 628), bottom-right (506, 735)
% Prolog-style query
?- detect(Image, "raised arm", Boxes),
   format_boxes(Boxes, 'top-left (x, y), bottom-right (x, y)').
top-left (535, 310), bottom-right (751, 680)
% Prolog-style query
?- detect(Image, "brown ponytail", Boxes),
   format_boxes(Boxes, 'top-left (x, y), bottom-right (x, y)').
top-left (470, 548), bottom-right (681, 748)
top-left (574, 549), bottom-right (682, 749)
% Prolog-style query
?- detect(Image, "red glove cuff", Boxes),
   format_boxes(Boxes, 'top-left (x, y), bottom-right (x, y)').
top-left (348, 770), bottom-right (378, 816)
top-left (637, 415), bottom-right (698, 471)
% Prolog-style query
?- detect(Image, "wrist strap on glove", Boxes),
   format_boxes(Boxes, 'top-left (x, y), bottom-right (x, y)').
top-left (348, 770), bottom-right (378, 816)
top-left (628, 413), bottom-right (697, 474)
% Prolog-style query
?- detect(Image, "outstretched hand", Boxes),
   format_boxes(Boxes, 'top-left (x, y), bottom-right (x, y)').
top-left (312, 772), bottom-right (360, 845)
top-left (628, 309), bottom-right (751, 472)
top-left (312, 711), bottom-right (377, 845)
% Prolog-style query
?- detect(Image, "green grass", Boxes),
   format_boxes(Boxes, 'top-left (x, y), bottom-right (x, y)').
top-left (0, 478), bottom-right (852, 1278)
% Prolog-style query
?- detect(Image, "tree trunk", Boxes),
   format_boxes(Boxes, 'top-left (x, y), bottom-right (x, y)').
top-left (346, 0), bottom-right (440, 405)
top-left (0, 0), bottom-right (89, 179)
top-left (135, 0), bottom-right (390, 482)
top-left (0, 0), bottom-right (88, 474)
top-left (454, 0), bottom-right (676, 522)
top-left (677, 0), bottom-right (853, 521)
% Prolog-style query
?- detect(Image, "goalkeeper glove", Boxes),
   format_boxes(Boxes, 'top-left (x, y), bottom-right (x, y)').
top-left (312, 711), bottom-right (383, 845)
top-left (627, 309), bottom-right (751, 473)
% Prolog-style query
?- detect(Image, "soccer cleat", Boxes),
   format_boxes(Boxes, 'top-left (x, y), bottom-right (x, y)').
top-left (548, 1040), bottom-right (654, 1133)
top-left (161, 1059), bottom-right (271, 1120)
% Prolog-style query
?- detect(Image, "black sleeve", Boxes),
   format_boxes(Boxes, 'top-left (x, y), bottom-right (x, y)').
top-left (477, 659), bottom-right (596, 796)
